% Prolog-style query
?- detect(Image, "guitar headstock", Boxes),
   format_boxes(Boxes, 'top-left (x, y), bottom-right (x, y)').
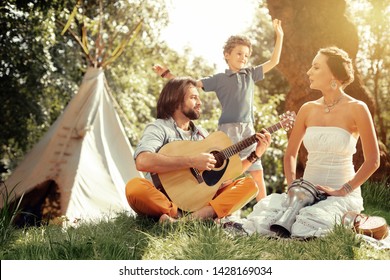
top-left (279, 111), bottom-right (296, 131)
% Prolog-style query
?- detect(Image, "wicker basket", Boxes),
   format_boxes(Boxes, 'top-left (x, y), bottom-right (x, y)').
top-left (342, 211), bottom-right (389, 240)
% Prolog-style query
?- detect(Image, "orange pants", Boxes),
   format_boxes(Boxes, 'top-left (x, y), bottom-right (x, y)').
top-left (125, 177), bottom-right (257, 219)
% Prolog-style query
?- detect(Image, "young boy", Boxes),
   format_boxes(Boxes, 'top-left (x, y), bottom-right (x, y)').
top-left (153, 19), bottom-right (283, 202)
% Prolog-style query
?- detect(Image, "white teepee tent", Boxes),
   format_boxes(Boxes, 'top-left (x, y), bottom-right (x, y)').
top-left (1, 5), bottom-right (145, 224)
top-left (1, 67), bottom-right (142, 222)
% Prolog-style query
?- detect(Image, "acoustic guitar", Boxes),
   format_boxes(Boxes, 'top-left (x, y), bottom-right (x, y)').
top-left (152, 111), bottom-right (296, 212)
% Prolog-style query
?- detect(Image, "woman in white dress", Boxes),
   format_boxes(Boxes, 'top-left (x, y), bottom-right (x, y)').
top-left (241, 46), bottom-right (380, 238)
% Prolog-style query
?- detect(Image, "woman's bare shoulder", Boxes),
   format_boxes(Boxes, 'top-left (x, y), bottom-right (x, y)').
top-left (300, 99), bottom-right (321, 111)
top-left (345, 96), bottom-right (369, 112)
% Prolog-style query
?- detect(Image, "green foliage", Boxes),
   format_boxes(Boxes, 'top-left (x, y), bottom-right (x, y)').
top-left (0, 0), bottom-right (173, 175)
top-left (253, 94), bottom-right (290, 193)
top-left (0, 214), bottom-right (362, 260)
top-left (0, 180), bottom-right (389, 260)
top-left (346, 0), bottom-right (390, 146)
top-left (247, 4), bottom-right (290, 108)
top-left (361, 178), bottom-right (390, 223)
top-left (0, 182), bottom-right (24, 245)
top-left (241, 4), bottom-right (291, 194)
top-left (0, 0), bottom-right (83, 180)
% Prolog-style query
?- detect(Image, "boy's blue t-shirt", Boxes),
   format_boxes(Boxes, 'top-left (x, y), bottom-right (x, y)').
top-left (200, 65), bottom-right (264, 125)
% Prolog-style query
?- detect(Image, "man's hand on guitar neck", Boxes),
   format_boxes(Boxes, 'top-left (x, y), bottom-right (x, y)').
top-left (241, 129), bottom-right (271, 172)
top-left (254, 129), bottom-right (271, 157)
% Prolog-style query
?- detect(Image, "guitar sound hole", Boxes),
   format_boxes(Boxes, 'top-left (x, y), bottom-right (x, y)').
top-left (211, 151), bottom-right (223, 168)
top-left (203, 158), bottom-right (229, 186)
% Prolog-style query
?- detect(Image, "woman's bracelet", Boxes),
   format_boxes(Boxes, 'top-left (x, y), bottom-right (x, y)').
top-left (161, 69), bottom-right (170, 78)
top-left (342, 182), bottom-right (353, 194)
top-left (246, 151), bottom-right (259, 163)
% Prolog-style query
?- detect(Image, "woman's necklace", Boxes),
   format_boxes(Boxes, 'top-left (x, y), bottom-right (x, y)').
top-left (323, 94), bottom-right (344, 113)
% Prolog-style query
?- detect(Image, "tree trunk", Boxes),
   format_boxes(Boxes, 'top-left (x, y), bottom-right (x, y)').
top-left (266, 0), bottom-right (389, 181)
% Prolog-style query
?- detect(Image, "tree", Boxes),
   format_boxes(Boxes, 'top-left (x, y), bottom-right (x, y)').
top-left (0, 0), bottom-right (215, 181)
top-left (265, 0), bottom-right (389, 181)
top-left (0, 0), bottom-right (79, 178)
top-left (346, 0), bottom-right (390, 149)
top-left (0, 0), bottom-right (163, 178)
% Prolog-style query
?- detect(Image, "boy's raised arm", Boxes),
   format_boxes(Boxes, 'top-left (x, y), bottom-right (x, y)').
top-left (261, 19), bottom-right (284, 74)
top-left (152, 64), bottom-right (175, 79)
top-left (152, 64), bottom-right (204, 88)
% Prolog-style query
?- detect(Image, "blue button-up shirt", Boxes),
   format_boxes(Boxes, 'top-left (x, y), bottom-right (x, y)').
top-left (134, 117), bottom-right (208, 180)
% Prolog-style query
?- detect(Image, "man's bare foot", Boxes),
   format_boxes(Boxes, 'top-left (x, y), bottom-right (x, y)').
top-left (159, 214), bottom-right (177, 224)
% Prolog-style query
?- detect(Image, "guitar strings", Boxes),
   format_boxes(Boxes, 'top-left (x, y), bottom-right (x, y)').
top-left (215, 113), bottom-right (294, 164)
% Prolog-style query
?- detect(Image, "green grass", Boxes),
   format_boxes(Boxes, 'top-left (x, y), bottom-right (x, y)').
top-left (0, 182), bottom-right (24, 246)
top-left (0, 180), bottom-right (389, 260)
top-left (361, 178), bottom-right (390, 221)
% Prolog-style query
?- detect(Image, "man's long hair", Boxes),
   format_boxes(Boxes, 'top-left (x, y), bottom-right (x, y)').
top-left (157, 77), bottom-right (198, 119)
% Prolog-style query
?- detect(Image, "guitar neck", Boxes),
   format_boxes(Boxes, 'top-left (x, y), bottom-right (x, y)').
top-left (219, 121), bottom-right (284, 160)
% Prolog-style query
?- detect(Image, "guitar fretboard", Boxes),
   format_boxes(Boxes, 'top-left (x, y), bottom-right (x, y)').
top-left (217, 121), bottom-right (284, 161)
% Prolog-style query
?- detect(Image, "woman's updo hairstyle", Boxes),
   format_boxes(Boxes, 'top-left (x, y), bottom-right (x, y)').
top-left (318, 46), bottom-right (354, 87)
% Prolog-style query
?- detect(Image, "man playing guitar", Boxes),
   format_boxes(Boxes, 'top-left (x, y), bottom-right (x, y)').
top-left (125, 77), bottom-right (271, 223)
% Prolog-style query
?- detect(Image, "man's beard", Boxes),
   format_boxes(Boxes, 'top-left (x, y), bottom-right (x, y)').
top-left (182, 107), bottom-right (200, 120)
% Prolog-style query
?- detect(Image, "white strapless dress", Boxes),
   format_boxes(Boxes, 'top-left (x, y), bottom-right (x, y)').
top-left (241, 126), bottom-right (364, 238)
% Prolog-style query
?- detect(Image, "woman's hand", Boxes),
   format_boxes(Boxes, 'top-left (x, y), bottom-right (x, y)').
top-left (316, 185), bottom-right (345, 196)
